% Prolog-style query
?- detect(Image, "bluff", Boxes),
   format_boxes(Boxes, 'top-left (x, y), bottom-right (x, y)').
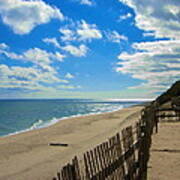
top-left (156, 80), bottom-right (180, 105)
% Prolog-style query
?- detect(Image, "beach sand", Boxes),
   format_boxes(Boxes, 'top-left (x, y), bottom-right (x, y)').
top-left (148, 122), bottom-right (180, 180)
top-left (0, 106), bottom-right (143, 180)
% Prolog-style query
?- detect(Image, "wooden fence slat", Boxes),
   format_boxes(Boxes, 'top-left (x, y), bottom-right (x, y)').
top-left (105, 141), bottom-right (111, 178)
top-left (107, 137), bottom-right (112, 179)
top-left (72, 156), bottom-right (81, 180)
top-left (90, 150), bottom-right (97, 178)
top-left (111, 136), bottom-right (117, 178)
top-left (115, 133), bottom-right (125, 179)
top-left (114, 134), bottom-right (122, 180)
top-left (65, 165), bottom-right (70, 180)
top-left (97, 145), bottom-right (105, 179)
top-left (57, 172), bottom-right (61, 180)
top-left (87, 151), bottom-right (94, 178)
top-left (68, 164), bottom-right (74, 180)
top-left (110, 136), bottom-right (117, 179)
top-left (84, 153), bottom-right (90, 180)
top-left (94, 147), bottom-right (101, 180)
top-left (122, 126), bottom-right (136, 180)
top-left (61, 166), bottom-right (66, 180)
top-left (101, 143), bottom-right (107, 178)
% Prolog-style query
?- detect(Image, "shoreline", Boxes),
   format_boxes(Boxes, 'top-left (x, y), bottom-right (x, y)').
top-left (1, 104), bottom-right (129, 138)
top-left (0, 105), bottom-right (144, 180)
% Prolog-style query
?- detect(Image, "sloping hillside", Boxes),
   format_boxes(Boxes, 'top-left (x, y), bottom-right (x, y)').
top-left (156, 81), bottom-right (180, 105)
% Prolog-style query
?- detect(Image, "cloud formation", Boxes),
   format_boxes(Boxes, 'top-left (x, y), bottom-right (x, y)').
top-left (0, 0), bottom-right (64, 34)
top-left (1, 47), bottom-right (65, 71)
top-left (42, 36), bottom-right (88, 57)
top-left (42, 38), bottom-right (61, 48)
top-left (0, 64), bottom-right (68, 91)
top-left (116, 0), bottom-right (180, 96)
top-left (59, 20), bottom-right (102, 42)
top-left (79, 0), bottom-right (94, 6)
top-left (65, 73), bottom-right (75, 79)
top-left (77, 20), bottom-right (102, 41)
top-left (119, 0), bottom-right (180, 39)
top-left (118, 13), bottom-right (132, 21)
top-left (62, 44), bottom-right (88, 57)
top-left (106, 30), bottom-right (128, 43)
top-left (0, 42), bottom-right (9, 49)
top-left (0, 44), bottom-right (70, 92)
top-left (116, 40), bottom-right (180, 92)
top-left (59, 28), bottom-right (76, 42)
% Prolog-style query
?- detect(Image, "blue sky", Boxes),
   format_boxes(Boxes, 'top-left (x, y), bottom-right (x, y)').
top-left (0, 0), bottom-right (179, 99)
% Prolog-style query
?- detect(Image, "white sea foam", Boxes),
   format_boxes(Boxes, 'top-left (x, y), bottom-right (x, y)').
top-left (29, 119), bottom-right (44, 130)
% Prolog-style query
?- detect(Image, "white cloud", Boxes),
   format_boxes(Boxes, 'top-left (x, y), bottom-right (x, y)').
top-left (42, 37), bottom-right (61, 48)
top-left (0, 63), bottom-right (68, 91)
top-left (0, 42), bottom-right (9, 49)
top-left (0, 45), bottom-right (72, 94)
top-left (59, 20), bottom-right (102, 42)
top-left (42, 34), bottom-right (89, 58)
top-left (118, 0), bottom-right (180, 39)
top-left (23, 48), bottom-right (51, 65)
top-left (0, 65), bottom-right (39, 83)
top-left (73, 0), bottom-right (94, 6)
top-left (1, 47), bottom-right (65, 71)
top-left (52, 52), bottom-right (66, 61)
top-left (57, 84), bottom-right (80, 89)
top-left (62, 44), bottom-right (88, 57)
top-left (116, 40), bottom-right (180, 94)
top-left (106, 30), bottom-right (128, 43)
top-left (77, 20), bottom-right (102, 41)
top-left (59, 28), bottom-right (76, 42)
top-left (0, 0), bottom-right (64, 34)
top-left (143, 32), bottom-right (155, 37)
top-left (79, 0), bottom-right (94, 6)
top-left (116, 0), bottom-right (180, 96)
top-left (118, 12), bottom-right (132, 21)
top-left (65, 73), bottom-right (74, 79)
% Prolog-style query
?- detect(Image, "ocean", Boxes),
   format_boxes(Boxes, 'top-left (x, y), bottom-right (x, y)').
top-left (0, 99), bottom-right (142, 137)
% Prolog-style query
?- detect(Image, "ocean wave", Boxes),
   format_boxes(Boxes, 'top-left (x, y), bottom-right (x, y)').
top-left (3, 104), bottom-right (124, 137)
top-left (3, 117), bottom-right (56, 137)
top-left (29, 119), bottom-right (44, 130)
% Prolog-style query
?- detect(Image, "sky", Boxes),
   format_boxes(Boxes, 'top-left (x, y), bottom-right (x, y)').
top-left (0, 0), bottom-right (179, 99)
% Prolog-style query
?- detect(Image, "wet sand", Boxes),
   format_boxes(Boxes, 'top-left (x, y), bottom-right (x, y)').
top-left (0, 106), bottom-right (143, 180)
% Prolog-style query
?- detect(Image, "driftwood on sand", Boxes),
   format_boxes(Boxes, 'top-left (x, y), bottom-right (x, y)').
top-left (49, 143), bottom-right (68, 147)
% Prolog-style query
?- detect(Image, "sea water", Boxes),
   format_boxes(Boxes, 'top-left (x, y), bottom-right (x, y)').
top-left (0, 99), bottom-right (142, 137)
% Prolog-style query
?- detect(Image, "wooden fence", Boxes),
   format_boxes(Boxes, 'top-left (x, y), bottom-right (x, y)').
top-left (156, 108), bottom-right (180, 122)
top-left (52, 105), bottom-right (157, 180)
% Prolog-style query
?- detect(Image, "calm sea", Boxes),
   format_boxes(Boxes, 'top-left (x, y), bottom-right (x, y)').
top-left (0, 99), bottom-right (142, 137)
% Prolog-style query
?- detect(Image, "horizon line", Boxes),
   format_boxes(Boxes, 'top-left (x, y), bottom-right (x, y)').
top-left (0, 98), bottom-right (155, 101)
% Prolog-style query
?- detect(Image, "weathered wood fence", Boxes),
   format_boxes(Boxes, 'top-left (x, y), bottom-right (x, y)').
top-left (156, 108), bottom-right (180, 122)
top-left (52, 105), bottom-right (157, 180)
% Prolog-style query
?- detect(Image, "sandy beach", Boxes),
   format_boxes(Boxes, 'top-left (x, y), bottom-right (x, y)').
top-left (148, 122), bottom-right (180, 180)
top-left (0, 105), bottom-right (143, 180)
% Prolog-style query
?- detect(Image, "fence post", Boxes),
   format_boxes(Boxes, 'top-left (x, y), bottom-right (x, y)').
top-left (122, 126), bottom-right (136, 180)
top-left (116, 133), bottom-right (125, 179)
top-left (72, 156), bottom-right (81, 180)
